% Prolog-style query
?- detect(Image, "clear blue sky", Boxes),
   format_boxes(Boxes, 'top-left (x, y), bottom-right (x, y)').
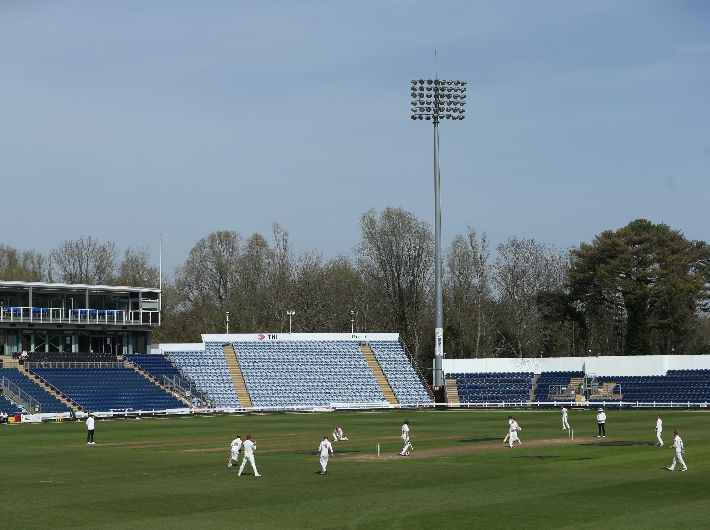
top-left (1, 1), bottom-right (708, 272)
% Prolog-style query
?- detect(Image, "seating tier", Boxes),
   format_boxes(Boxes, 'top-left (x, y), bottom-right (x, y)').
top-left (166, 347), bottom-right (240, 408)
top-left (534, 371), bottom-right (584, 401)
top-left (31, 368), bottom-right (184, 412)
top-left (369, 341), bottom-right (432, 404)
top-left (233, 341), bottom-right (386, 408)
top-left (446, 372), bottom-right (533, 403)
top-left (0, 368), bottom-right (69, 413)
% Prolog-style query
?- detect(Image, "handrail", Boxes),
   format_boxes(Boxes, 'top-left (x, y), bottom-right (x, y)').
top-left (1, 376), bottom-right (42, 413)
top-left (448, 400), bottom-right (710, 409)
top-left (161, 375), bottom-right (212, 407)
top-left (0, 306), bottom-right (160, 326)
top-left (397, 338), bottom-right (436, 400)
top-left (26, 362), bottom-right (124, 369)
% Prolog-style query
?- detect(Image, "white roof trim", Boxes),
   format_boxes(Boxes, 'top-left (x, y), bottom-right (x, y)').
top-left (0, 280), bottom-right (160, 293)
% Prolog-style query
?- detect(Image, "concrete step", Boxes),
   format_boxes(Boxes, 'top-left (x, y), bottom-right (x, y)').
top-left (223, 344), bottom-right (252, 408)
top-left (361, 344), bottom-right (398, 405)
top-left (445, 378), bottom-right (460, 407)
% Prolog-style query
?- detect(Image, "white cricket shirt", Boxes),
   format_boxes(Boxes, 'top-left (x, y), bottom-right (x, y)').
top-left (318, 440), bottom-right (333, 456)
top-left (242, 439), bottom-right (256, 457)
top-left (673, 435), bottom-right (684, 452)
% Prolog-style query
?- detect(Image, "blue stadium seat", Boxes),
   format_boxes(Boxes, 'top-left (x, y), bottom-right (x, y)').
top-left (30, 368), bottom-right (185, 412)
top-left (0, 368), bottom-right (69, 413)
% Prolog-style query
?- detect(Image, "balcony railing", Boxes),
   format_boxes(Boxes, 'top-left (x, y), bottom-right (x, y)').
top-left (0, 306), bottom-right (160, 326)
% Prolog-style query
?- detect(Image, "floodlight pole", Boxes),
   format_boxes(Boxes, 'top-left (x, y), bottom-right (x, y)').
top-left (410, 77), bottom-right (466, 391)
top-left (433, 114), bottom-right (443, 390)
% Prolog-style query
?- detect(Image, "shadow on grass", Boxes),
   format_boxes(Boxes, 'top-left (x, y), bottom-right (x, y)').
top-left (511, 455), bottom-right (560, 459)
top-left (459, 437), bottom-right (501, 443)
top-left (296, 450), bottom-right (362, 455)
top-left (580, 441), bottom-right (655, 447)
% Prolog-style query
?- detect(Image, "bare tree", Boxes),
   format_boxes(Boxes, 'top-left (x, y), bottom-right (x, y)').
top-left (50, 236), bottom-right (117, 284)
top-left (357, 207), bottom-right (433, 361)
top-left (268, 223), bottom-right (295, 332)
top-left (0, 244), bottom-right (48, 282)
top-left (444, 227), bottom-right (491, 357)
top-left (492, 237), bottom-right (568, 357)
top-left (175, 230), bottom-right (241, 311)
top-left (116, 246), bottom-right (159, 287)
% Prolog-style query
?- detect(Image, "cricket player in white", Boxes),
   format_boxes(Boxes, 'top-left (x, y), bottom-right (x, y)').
top-left (561, 406), bottom-right (570, 430)
top-left (318, 435), bottom-right (334, 475)
top-left (508, 418), bottom-right (522, 448)
top-left (596, 408), bottom-right (607, 438)
top-left (86, 413), bottom-right (96, 445)
top-left (667, 430), bottom-right (687, 472)
top-left (400, 419), bottom-right (412, 456)
top-left (655, 416), bottom-right (664, 447)
top-left (238, 434), bottom-right (261, 477)
top-left (503, 416), bottom-right (514, 443)
top-left (227, 434), bottom-right (242, 468)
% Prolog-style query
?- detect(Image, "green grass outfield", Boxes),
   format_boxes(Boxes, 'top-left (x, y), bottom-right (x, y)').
top-left (1, 408), bottom-right (708, 529)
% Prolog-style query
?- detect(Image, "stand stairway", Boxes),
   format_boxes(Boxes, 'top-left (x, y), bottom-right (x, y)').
top-left (360, 344), bottom-right (398, 405)
top-left (528, 373), bottom-right (540, 402)
top-left (222, 344), bottom-right (252, 408)
top-left (445, 379), bottom-right (461, 407)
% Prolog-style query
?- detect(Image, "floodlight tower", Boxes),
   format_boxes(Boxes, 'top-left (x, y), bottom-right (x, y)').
top-left (410, 78), bottom-right (467, 390)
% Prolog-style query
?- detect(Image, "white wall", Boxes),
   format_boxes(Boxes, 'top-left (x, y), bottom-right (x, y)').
top-left (202, 332), bottom-right (400, 343)
top-left (443, 355), bottom-right (710, 377)
top-left (156, 343), bottom-right (204, 353)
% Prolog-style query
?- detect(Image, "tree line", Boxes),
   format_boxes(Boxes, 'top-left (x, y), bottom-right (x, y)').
top-left (2, 211), bottom-right (709, 369)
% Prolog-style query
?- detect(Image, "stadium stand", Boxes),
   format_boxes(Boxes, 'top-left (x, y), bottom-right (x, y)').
top-left (127, 354), bottom-right (185, 383)
top-left (369, 341), bottom-right (433, 404)
top-left (232, 340), bottom-right (387, 408)
top-left (0, 368), bottom-right (70, 413)
top-left (534, 371), bottom-right (584, 401)
top-left (447, 372), bottom-right (533, 403)
top-left (444, 366), bottom-right (710, 405)
top-left (598, 370), bottom-right (710, 403)
top-left (166, 345), bottom-right (241, 408)
top-left (30, 368), bottom-right (185, 412)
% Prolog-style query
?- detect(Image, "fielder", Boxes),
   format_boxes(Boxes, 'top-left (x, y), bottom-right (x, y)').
top-left (596, 408), bottom-right (607, 438)
top-left (238, 435), bottom-right (261, 477)
top-left (655, 416), bottom-right (664, 447)
top-left (561, 406), bottom-right (570, 430)
top-left (667, 430), bottom-right (688, 472)
top-left (400, 419), bottom-right (412, 456)
top-left (508, 418), bottom-right (522, 448)
top-left (502, 416), bottom-right (514, 443)
top-left (332, 426), bottom-right (348, 441)
top-left (318, 435), bottom-right (334, 475)
top-left (227, 434), bottom-right (242, 468)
